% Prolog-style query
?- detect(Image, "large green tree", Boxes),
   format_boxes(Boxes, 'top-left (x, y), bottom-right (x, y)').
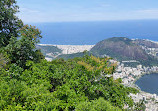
top-left (0, 0), bottom-right (44, 68)
top-left (5, 25), bottom-right (44, 68)
top-left (0, 0), bottom-right (23, 47)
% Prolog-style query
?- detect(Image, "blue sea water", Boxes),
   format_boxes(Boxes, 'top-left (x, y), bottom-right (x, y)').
top-left (135, 73), bottom-right (158, 95)
top-left (31, 20), bottom-right (158, 45)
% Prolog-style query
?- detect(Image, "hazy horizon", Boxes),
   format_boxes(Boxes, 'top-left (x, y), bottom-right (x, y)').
top-left (17, 1), bottom-right (158, 45)
top-left (18, 0), bottom-right (158, 23)
top-left (30, 20), bottom-right (158, 45)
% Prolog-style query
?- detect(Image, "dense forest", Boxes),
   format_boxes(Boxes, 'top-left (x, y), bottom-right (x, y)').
top-left (0, 0), bottom-right (145, 110)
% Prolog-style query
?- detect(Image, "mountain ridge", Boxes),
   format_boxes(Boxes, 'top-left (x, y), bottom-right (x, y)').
top-left (91, 37), bottom-right (148, 60)
top-left (37, 37), bottom-right (158, 66)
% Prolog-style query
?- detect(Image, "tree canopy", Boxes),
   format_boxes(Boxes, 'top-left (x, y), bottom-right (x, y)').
top-left (0, 0), bottom-right (44, 68)
top-left (0, 55), bottom-right (139, 110)
top-left (4, 25), bottom-right (44, 68)
top-left (0, 0), bottom-right (145, 110)
top-left (0, 0), bottom-right (23, 47)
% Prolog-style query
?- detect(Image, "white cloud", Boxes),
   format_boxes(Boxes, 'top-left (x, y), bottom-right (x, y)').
top-left (20, 7), bottom-right (40, 13)
top-left (99, 3), bottom-right (111, 8)
top-left (17, 7), bottom-right (44, 23)
top-left (131, 9), bottom-right (158, 19)
top-left (17, 7), bottom-right (158, 23)
top-left (136, 9), bottom-right (158, 14)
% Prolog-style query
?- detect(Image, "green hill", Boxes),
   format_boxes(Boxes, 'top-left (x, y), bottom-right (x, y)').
top-left (36, 45), bottom-right (62, 58)
top-left (57, 52), bottom-right (85, 60)
top-left (91, 37), bottom-right (148, 60)
top-left (90, 37), bottom-right (158, 66)
top-left (36, 38), bottom-right (158, 66)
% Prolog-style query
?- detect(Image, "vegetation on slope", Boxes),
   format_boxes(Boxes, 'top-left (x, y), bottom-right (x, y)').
top-left (91, 37), bottom-right (148, 60)
top-left (0, 0), bottom-right (23, 47)
top-left (57, 51), bottom-right (90, 60)
top-left (90, 37), bottom-right (158, 66)
top-left (0, 0), bottom-right (44, 68)
top-left (57, 37), bottom-right (158, 66)
top-left (36, 45), bottom-right (62, 58)
top-left (0, 55), bottom-right (139, 110)
top-left (0, 1), bottom-right (145, 110)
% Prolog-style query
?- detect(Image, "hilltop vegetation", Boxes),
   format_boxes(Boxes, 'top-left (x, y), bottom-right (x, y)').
top-left (90, 37), bottom-right (158, 66)
top-left (54, 37), bottom-right (158, 66)
top-left (0, 55), bottom-right (140, 110)
top-left (0, 0), bottom-right (23, 47)
top-left (36, 45), bottom-right (62, 58)
top-left (0, 0), bottom-right (44, 68)
top-left (91, 37), bottom-right (148, 61)
top-left (0, 0), bottom-right (146, 110)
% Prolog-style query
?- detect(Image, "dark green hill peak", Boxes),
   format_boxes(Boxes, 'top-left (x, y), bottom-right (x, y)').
top-left (97, 37), bottom-right (134, 47)
top-left (90, 37), bottom-right (149, 61)
top-left (106, 37), bottom-right (131, 42)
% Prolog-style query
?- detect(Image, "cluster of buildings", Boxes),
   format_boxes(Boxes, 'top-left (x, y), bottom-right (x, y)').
top-left (130, 92), bottom-right (158, 110)
top-left (53, 45), bottom-right (94, 54)
top-left (113, 62), bottom-right (158, 110)
top-left (147, 48), bottom-right (158, 56)
top-left (140, 43), bottom-right (158, 57)
top-left (113, 63), bottom-right (158, 86)
top-left (39, 44), bottom-right (94, 61)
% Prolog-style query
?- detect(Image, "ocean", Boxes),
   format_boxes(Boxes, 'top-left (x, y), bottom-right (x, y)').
top-left (31, 20), bottom-right (158, 45)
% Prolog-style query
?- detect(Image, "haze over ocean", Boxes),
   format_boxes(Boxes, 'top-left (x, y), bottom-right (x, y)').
top-left (32, 20), bottom-right (158, 45)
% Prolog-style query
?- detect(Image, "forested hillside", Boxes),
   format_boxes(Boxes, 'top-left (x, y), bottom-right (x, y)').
top-left (90, 37), bottom-right (158, 66)
top-left (0, 55), bottom-right (141, 110)
top-left (36, 45), bottom-right (62, 58)
top-left (91, 37), bottom-right (148, 60)
top-left (0, 0), bottom-right (145, 110)
top-left (56, 37), bottom-right (158, 66)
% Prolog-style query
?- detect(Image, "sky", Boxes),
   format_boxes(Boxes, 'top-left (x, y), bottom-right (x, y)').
top-left (17, 0), bottom-right (158, 23)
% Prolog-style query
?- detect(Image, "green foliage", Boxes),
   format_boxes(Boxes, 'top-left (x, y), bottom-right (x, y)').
top-left (106, 37), bottom-right (132, 45)
top-left (0, 0), bottom-right (23, 47)
top-left (4, 25), bottom-right (44, 68)
top-left (37, 45), bottom-right (62, 57)
top-left (90, 37), bottom-right (158, 66)
top-left (0, 55), bottom-right (139, 110)
top-left (0, 53), bottom-right (9, 68)
top-left (0, 1), bottom-right (140, 110)
top-left (0, 0), bottom-right (44, 68)
top-left (57, 51), bottom-right (93, 60)
top-left (57, 52), bottom-right (85, 60)
top-left (134, 100), bottom-right (146, 111)
top-left (76, 97), bottom-right (121, 111)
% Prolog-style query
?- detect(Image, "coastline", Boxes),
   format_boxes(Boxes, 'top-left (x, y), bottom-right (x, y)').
top-left (129, 69), bottom-right (158, 110)
top-left (38, 43), bottom-right (158, 110)
top-left (133, 71), bottom-right (158, 93)
top-left (113, 64), bottom-right (158, 110)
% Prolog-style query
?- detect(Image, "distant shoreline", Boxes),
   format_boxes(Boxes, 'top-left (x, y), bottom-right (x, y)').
top-left (38, 44), bottom-right (95, 46)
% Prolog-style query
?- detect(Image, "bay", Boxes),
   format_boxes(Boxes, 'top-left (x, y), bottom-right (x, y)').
top-left (135, 73), bottom-right (158, 95)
